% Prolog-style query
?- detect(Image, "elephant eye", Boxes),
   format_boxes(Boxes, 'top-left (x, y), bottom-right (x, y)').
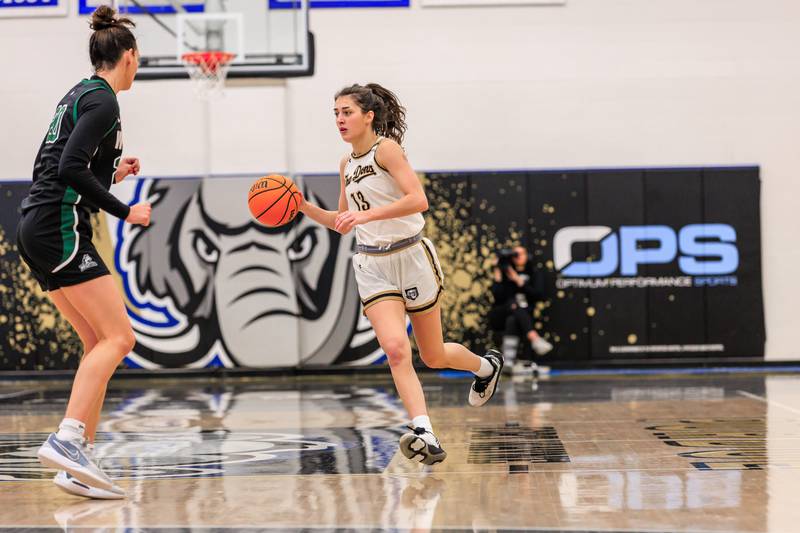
top-left (193, 230), bottom-right (220, 265)
top-left (287, 227), bottom-right (318, 263)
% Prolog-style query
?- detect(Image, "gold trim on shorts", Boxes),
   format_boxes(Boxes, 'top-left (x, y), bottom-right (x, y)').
top-left (362, 290), bottom-right (405, 313)
top-left (406, 240), bottom-right (445, 315)
top-left (406, 286), bottom-right (443, 315)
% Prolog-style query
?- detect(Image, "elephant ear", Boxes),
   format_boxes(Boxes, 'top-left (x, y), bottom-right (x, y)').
top-left (128, 179), bottom-right (201, 309)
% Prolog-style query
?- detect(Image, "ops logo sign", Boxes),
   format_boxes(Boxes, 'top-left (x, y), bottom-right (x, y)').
top-left (554, 224), bottom-right (739, 278)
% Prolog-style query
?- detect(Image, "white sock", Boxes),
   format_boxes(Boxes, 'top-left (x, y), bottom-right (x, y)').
top-left (412, 415), bottom-right (433, 433)
top-left (474, 357), bottom-right (494, 378)
top-left (56, 418), bottom-right (85, 442)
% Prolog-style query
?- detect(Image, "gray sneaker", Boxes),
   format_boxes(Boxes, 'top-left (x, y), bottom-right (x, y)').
top-left (54, 471), bottom-right (125, 500)
top-left (37, 433), bottom-right (114, 491)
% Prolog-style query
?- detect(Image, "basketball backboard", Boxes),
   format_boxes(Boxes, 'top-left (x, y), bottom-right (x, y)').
top-left (80, 0), bottom-right (313, 80)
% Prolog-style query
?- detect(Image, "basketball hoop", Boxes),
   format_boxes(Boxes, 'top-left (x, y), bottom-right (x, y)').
top-left (181, 51), bottom-right (235, 98)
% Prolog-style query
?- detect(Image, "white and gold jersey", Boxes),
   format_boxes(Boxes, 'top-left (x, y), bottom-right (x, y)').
top-left (343, 138), bottom-right (425, 247)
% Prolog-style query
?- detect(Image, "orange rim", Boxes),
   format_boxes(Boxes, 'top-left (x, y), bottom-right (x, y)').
top-left (181, 51), bottom-right (235, 74)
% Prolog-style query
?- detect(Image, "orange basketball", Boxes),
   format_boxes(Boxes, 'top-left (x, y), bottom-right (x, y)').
top-left (247, 174), bottom-right (303, 227)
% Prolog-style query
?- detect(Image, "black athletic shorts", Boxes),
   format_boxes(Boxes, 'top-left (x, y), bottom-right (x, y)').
top-left (16, 204), bottom-right (110, 292)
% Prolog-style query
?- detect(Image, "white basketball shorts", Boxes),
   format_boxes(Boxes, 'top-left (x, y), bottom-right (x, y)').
top-left (352, 237), bottom-right (445, 315)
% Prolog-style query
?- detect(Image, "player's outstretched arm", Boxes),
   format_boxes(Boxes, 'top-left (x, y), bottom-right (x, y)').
top-left (299, 154), bottom-right (349, 232)
top-left (299, 200), bottom-right (338, 231)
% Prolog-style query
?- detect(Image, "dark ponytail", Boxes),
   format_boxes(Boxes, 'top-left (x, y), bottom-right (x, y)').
top-left (335, 83), bottom-right (407, 144)
top-left (89, 5), bottom-right (137, 71)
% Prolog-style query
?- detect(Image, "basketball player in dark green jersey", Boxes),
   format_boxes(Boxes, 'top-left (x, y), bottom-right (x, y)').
top-left (17, 6), bottom-right (150, 499)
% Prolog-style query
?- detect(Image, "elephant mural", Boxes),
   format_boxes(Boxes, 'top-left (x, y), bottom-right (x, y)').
top-left (115, 176), bottom-right (381, 369)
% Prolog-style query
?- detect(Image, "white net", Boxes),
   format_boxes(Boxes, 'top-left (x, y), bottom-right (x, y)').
top-left (181, 52), bottom-right (235, 99)
top-left (176, 12), bottom-right (242, 98)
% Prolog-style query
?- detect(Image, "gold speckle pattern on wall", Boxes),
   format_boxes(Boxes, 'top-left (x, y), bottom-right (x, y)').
top-left (0, 226), bottom-right (81, 370)
top-left (421, 175), bottom-right (490, 349)
top-left (420, 174), bottom-right (524, 351)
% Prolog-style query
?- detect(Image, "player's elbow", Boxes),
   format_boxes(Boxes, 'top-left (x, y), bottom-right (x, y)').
top-left (57, 167), bottom-right (74, 187)
top-left (57, 159), bottom-right (80, 185)
top-left (417, 194), bottom-right (429, 213)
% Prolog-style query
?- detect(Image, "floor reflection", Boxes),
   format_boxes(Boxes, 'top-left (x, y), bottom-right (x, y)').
top-left (0, 372), bottom-right (797, 531)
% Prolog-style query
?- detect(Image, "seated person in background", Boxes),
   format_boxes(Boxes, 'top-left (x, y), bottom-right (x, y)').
top-left (488, 245), bottom-right (553, 370)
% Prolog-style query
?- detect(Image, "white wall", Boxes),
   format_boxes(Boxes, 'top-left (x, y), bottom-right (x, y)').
top-left (1, 0), bottom-right (799, 359)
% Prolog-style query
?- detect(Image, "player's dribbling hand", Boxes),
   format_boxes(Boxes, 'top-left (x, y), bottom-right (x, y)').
top-left (126, 202), bottom-right (152, 226)
top-left (114, 157), bottom-right (140, 183)
top-left (334, 210), bottom-right (368, 234)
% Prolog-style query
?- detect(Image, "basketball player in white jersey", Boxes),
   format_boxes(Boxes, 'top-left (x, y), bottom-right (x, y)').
top-left (299, 83), bottom-right (503, 465)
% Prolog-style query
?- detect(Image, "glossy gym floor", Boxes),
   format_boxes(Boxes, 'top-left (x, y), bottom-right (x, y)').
top-left (1, 369), bottom-right (799, 532)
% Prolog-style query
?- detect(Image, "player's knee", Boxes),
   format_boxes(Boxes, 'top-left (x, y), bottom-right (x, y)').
top-left (382, 337), bottom-right (411, 367)
top-left (109, 329), bottom-right (136, 356)
top-left (121, 330), bottom-right (137, 354)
